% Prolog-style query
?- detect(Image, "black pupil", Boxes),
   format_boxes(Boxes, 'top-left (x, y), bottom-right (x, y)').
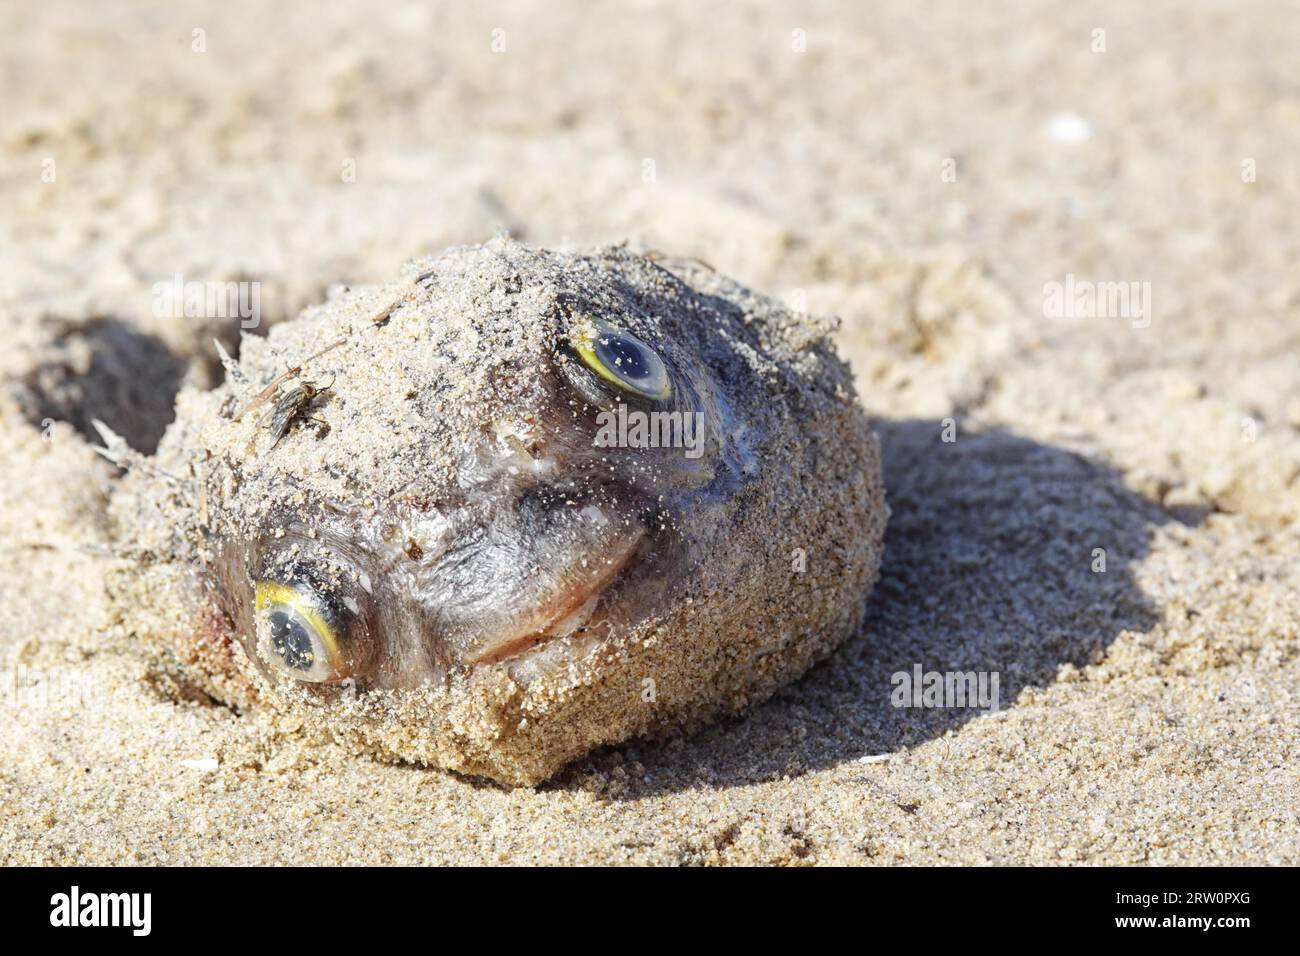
top-left (269, 609), bottom-right (315, 671)
top-left (594, 333), bottom-right (652, 384)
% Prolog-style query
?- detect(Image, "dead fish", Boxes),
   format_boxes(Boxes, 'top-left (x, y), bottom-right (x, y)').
top-left (105, 238), bottom-right (889, 786)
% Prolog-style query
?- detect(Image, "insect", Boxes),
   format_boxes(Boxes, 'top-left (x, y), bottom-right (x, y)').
top-left (229, 339), bottom-right (343, 453)
top-left (228, 268), bottom-right (439, 453)
top-left (232, 338), bottom-right (346, 425)
top-left (262, 373), bottom-right (335, 447)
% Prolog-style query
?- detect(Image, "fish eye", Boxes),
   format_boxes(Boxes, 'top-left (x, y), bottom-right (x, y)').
top-left (253, 579), bottom-right (353, 683)
top-left (571, 317), bottom-right (672, 402)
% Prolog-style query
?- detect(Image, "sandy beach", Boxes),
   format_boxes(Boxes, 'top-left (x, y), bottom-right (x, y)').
top-left (1, 0), bottom-right (1296, 864)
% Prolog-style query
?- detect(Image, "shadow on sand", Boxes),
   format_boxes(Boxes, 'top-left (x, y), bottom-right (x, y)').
top-left (15, 316), bottom-right (187, 454)
top-left (562, 417), bottom-right (1200, 796)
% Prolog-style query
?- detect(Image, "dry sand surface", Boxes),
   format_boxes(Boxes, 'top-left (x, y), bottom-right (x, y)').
top-left (1, 1), bottom-right (1297, 864)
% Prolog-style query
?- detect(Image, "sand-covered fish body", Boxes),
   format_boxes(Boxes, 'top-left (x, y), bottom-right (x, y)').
top-left (109, 238), bottom-right (888, 785)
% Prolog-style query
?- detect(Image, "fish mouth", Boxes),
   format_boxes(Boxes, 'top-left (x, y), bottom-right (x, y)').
top-left (223, 492), bottom-right (665, 690)
top-left (463, 526), bottom-right (648, 668)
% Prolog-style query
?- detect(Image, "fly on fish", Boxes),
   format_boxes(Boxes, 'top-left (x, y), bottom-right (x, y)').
top-left (262, 374), bottom-right (333, 447)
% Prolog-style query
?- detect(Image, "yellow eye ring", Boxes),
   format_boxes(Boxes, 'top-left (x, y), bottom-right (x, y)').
top-left (254, 580), bottom-right (347, 683)
top-left (572, 317), bottom-right (672, 402)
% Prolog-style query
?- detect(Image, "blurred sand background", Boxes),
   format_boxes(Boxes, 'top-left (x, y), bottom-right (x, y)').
top-left (1, 0), bottom-right (1297, 864)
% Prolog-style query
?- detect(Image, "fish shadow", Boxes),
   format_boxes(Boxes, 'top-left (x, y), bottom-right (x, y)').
top-left (15, 316), bottom-right (187, 454)
top-left (565, 418), bottom-right (1203, 797)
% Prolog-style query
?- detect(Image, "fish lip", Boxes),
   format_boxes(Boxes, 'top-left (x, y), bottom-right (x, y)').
top-left (464, 526), bottom-right (647, 668)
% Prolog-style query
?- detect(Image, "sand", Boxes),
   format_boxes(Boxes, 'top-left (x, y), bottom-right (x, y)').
top-left (1, 0), bottom-right (1296, 864)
